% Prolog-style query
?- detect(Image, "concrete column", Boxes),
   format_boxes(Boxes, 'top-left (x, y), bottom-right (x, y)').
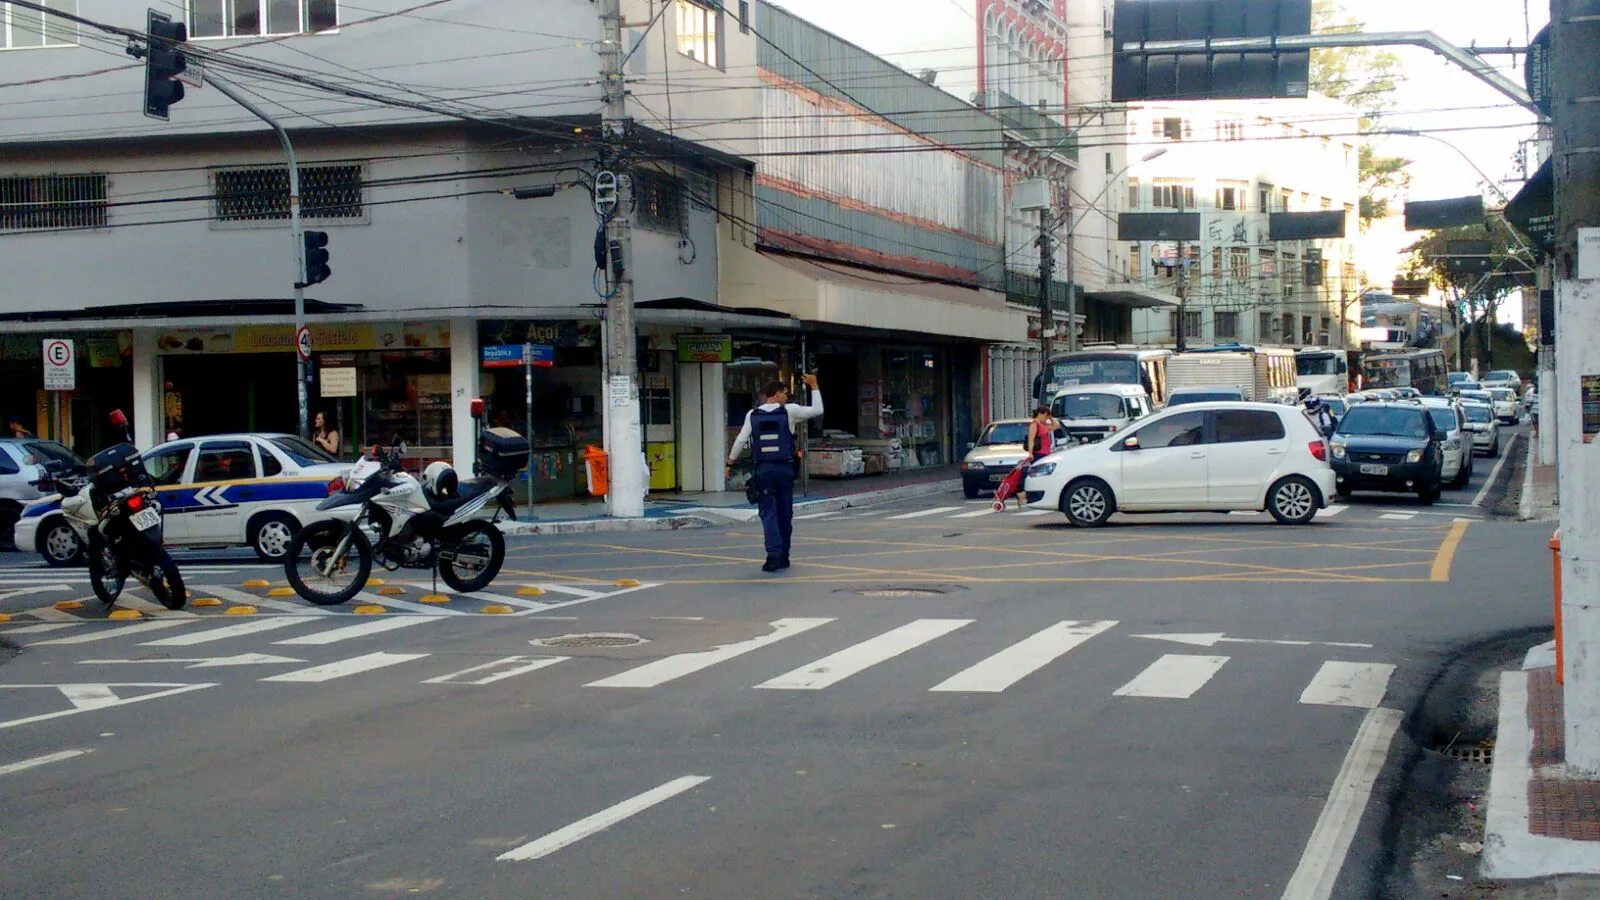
top-left (1557, 278), bottom-right (1600, 773)
top-left (1541, 352), bottom-right (1557, 467)
top-left (702, 362), bottom-right (726, 492)
top-left (677, 362), bottom-right (705, 493)
top-left (131, 329), bottom-right (160, 450)
top-left (448, 317), bottom-right (478, 473)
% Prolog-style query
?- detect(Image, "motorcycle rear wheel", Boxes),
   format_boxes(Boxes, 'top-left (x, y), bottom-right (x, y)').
top-left (86, 535), bottom-right (124, 606)
top-left (145, 550), bottom-right (187, 610)
top-left (438, 522), bottom-right (505, 594)
top-left (285, 520), bottom-right (373, 606)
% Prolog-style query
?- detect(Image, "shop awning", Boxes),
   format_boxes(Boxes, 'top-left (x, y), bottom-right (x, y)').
top-left (1083, 283), bottom-right (1183, 309)
top-left (634, 298), bottom-right (801, 333)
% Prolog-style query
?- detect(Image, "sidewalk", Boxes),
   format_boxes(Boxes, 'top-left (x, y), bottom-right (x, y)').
top-left (1482, 643), bottom-right (1600, 884)
top-left (498, 466), bottom-right (961, 535)
top-left (1520, 427), bottom-right (1559, 523)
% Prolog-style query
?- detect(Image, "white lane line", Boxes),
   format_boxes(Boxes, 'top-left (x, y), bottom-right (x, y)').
top-left (950, 508), bottom-right (998, 519)
top-left (1113, 654), bottom-right (1230, 699)
top-left (1378, 513), bottom-right (1415, 521)
top-left (497, 775), bottom-right (712, 862)
top-left (273, 616), bottom-right (439, 646)
top-left (1298, 661), bottom-right (1396, 709)
top-left (587, 618), bottom-right (834, 688)
top-left (59, 684), bottom-right (121, 709)
top-left (794, 510), bottom-right (843, 520)
top-left (1473, 433), bottom-right (1518, 508)
top-left (140, 616), bottom-right (321, 647)
top-left (0, 748), bottom-right (90, 776)
top-left (202, 585), bottom-right (336, 616)
top-left (1316, 505), bottom-right (1348, 517)
top-left (884, 507), bottom-right (964, 520)
top-left (930, 620), bottom-right (1118, 693)
top-left (353, 591), bottom-right (472, 617)
top-left (0, 584), bottom-right (73, 597)
top-left (261, 651), bottom-right (430, 683)
top-left (423, 655), bottom-right (568, 685)
top-left (1279, 707), bottom-right (1403, 900)
top-left (1229, 511), bottom-right (1261, 517)
top-left (0, 623), bottom-right (79, 635)
top-left (27, 620), bottom-right (193, 646)
top-left (754, 618), bottom-right (973, 691)
top-left (1015, 509), bottom-right (1052, 518)
top-left (0, 683), bottom-right (215, 731)
top-left (533, 584), bottom-right (603, 599)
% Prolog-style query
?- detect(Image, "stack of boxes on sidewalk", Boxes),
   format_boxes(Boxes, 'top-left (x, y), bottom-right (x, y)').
top-left (806, 433), bottom-right (905, 479)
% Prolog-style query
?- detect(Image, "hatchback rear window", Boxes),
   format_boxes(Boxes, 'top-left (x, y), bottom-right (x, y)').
top-left (1213, 410), bottom-right (1285, 443)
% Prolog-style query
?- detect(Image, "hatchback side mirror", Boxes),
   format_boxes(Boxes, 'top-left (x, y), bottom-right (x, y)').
top-left (1121, 436), bottom-right (1140, 451)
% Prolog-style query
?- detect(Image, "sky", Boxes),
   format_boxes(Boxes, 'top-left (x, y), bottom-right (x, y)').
top-left (770, 0), bottom-right (1545, 323)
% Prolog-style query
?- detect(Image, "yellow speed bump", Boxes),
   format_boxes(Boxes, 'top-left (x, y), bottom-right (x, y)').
top-left (366, 578), bottom-right (385, 587)
top-left (266, 587), bottom-right (297, 598)
top-left (225, 605), bottom-right (258, 616)
top-left (0, 613), bottom-right (10, 623)
top-left (517, 586), bottom-right (546, 597)
top-left (53, 600), bottom-right (83, 611)
top-left (377, 586), bottom-right (406, 596)
top-left (190, 597), bottom-right (223, 607)
top-left (614, 579), bottom-right (641, 588)
top-left (108, 609), bottom-right (142, 620)
top-left (419, 594), bottom-right (451, 604)
top-left (241, 579), bottom-right (270, 588)
top-left (353, 604), bottom-right (386, 615)
top-left (481, 604), bottom-right (513, 615)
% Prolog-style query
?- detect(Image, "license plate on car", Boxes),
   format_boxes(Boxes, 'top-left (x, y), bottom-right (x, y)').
top-left (989, 474), bottom-right (1005, 482)
top-left (1359, 464), bottom-right (1388, 476)
top-left (129, 508), bottom-right (161, 531)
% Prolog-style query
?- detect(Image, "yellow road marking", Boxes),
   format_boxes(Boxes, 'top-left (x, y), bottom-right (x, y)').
top-left (1431, 520), bottom-right (1469, 582)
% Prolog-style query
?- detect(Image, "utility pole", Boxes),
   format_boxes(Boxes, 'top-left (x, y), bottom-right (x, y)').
top-left (1037, 207), bottom-right (1055, 407)
top-left (599, 0), bottom-right (644, 518)
top-left (1064, 203), bottom-right (1078, 354)
top-left (1551, 0), bottom-right (1600, 773)
top-left (1175, 191), bottom-right (1189, 351)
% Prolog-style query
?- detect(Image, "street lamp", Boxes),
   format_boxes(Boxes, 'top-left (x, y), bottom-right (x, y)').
top-left (1064, 147), bottom-right (1168, 352)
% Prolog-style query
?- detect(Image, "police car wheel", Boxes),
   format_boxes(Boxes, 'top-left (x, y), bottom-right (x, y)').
top-left (249, 514), bottom-right (299, 562)
top-left (40, 518), bottom-right (84, 568)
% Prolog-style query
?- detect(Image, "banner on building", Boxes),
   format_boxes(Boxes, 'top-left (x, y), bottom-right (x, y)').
top-left (675, 334), bottom-right (734, 363)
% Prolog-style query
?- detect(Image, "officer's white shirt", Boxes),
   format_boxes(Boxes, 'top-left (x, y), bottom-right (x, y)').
top-left (726, 391), bottom-right (824, 462)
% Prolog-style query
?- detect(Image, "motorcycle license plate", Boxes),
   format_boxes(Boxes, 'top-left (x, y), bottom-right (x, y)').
top-left (1359, 464), bottom-right (1388, 476)
top-left (129, 508), bottom-right (161, 531)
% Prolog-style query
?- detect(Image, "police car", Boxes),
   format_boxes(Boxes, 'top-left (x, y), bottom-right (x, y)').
top-left (16, 433), bottom-right (353, 566)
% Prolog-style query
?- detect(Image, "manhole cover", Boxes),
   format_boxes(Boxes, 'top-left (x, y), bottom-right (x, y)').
top-left (531, 633), bottom-right (647, 648)
top-left (1436, 744), bottom-right (1494, 764)
top-left (856, 588), bottom-right (946, 597)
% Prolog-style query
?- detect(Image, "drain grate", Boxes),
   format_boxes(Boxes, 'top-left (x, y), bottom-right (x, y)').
top-left (856, 588), bottom-right (946, 597)
top-left (1436, 744), bottom-right (1495, 764)
top-left (531, 633), bottom-right (647, 648)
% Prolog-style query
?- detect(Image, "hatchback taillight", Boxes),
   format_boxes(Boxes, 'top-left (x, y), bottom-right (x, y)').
top-left (1308, 440), bottom-right (1328, 462)
top-left (326, 477), bottom-right (345, 496)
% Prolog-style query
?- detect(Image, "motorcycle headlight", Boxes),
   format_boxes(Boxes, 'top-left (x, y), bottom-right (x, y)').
top-left (1029, 463), bottom-right (1056, 477)
top-left (1405, 449), bottom-right (1424, 464)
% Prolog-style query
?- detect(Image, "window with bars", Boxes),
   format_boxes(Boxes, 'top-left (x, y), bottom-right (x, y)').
top-left (0, 174), bottom-right (107, 231)
top-left (633, 170), bottom-right (683, 233)
top-left (1228, 248), bottom-right (1249, 280)
top-left (3, 0), bottom-right (77, 47)
top-left (190, 0), bottom-right (337, 38)
top-left (1216, 312), bottom-right (1239, 338)
top-left (213, 164), bottom-right (363, 222)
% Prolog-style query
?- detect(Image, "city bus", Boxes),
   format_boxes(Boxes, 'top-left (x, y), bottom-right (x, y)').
top-left (1033, 347), bottom-right (1172, 407)
top-left (1360, 348), bottom-right (1447, 396)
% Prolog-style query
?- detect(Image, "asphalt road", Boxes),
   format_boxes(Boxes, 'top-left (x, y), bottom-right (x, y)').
top-left (0, 428), bottom-right (1549, 899)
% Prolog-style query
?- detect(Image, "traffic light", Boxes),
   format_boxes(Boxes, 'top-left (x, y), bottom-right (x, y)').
top-left (143, 11), bottom-right (187, 120)
top-left (302, 231), bottom-right (331, 286)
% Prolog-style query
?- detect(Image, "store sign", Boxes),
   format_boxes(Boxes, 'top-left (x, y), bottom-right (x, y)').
top-left (320, 367), bottom-right (358, 398)
top-left (482, 344), bottom-right (555, 368)
top-left (153, 323), bottom-right (452, 355)
top-left (42, 339), bottom-right (74, 391)
top-left (675, 334), bottom-right (733, 363)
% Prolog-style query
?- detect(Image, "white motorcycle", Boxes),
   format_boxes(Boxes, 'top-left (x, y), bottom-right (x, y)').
top-left (282, 428), bottom-right (529, 606)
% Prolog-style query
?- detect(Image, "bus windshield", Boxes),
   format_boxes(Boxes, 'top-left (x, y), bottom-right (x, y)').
top-left (1046, 358), bottom-right (1140, 388)
top-left (1363, 359), bottom-right (1410, 388)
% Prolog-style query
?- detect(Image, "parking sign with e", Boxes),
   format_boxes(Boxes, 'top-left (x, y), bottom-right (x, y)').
top-left (42, 339), bottom-right (75, 391)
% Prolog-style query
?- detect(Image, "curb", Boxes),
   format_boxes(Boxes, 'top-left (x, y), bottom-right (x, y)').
top-left (496, 478), bottom-right (961, 535)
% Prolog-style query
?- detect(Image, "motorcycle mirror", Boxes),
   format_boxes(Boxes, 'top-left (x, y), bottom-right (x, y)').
top-left (108, 409), bottom-right (128, 428)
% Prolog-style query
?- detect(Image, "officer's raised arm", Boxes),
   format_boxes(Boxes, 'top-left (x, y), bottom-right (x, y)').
top-left (791, 373), bottom-right (824, 422)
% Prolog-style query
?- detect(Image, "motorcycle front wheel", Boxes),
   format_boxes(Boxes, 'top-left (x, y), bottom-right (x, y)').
top-left (145, 549), bottom-right (187, 611)
top-left (285, 520), bottom-right (372, 606)
top-left (438, 522), bottom-right (505, 593)
top-left (86, 534), bottom-right (125, 606)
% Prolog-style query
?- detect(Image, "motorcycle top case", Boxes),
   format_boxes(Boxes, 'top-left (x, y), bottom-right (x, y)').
top-left (478, 427), bottom-right (531, 477)
top-left (88, 442), bottom-right (150, 494)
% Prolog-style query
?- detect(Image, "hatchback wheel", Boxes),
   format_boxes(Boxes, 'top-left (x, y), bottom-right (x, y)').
top-left (1266, 476), bottom-right (1319, 525)
top-left (1061, 478), bottom-right (1115, 528)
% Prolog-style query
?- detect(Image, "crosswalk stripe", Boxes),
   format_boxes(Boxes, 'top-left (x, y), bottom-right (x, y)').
top-left (930, 620), bottom-right (1118, 693)
top-left (1318, 505), bottom-right (1348, 517)
top-left (116, 596), bottom-right (199, 619)
top-left (1379, 513), bottom-right (1415, 521)
top-left (273, 616), bottom-right (439, 646)
top-left (1113, 654), bottom-right (1230, 699)
top-left (1016, 509), bottom-right (1052, 517)
top-left (951, 508), bottom-right (998, 519)
top-left (794, 510), bottom-right (843, 520)
top-left (354, 591), bottom-right (472, 616)
top-left (458, 591), bottom-right (552, 612)
top-left (202, 585), bottom-right (336, 615)
top-left (754, 618), bottom-right (973, 691)
top-left (588, 618), bottom-right (834, 688)
top-left (141, 616), bottom-right (322, 647)
top-left (0, 623), bottom-right (79, 635)
top-left (885, 507), bottom-right (964, 520)
top-left (262, 651), bottom-right (430, 683)
top-left (27, 619), bottom-right (193, 646)
top-left (423, 655), bottom-right (569, 685)
top-left (20, 605), bottom-right (89, 623)
top-left (1298, 661), bottom-right (1395, 709)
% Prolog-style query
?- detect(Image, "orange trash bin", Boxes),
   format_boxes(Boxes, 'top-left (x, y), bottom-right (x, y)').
top-left (582, 445), bottom-right (609, 497)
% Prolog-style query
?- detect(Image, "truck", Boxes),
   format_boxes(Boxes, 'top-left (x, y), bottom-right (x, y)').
top-left (1294, 347), bottom-right (1353, 397)
top-left (1166, 344), bottom-right (1300, 405)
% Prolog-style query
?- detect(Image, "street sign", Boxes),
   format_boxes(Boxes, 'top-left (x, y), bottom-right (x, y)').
top-left (482, 344), bottom-right (554, 368)
top-left (1117, 212), bottom-right (1201, 241)
top-left (1112, 0), bottom-right (1312, 102)
top-left (1526, 24), bottom-right (1552, 118)
top-left (42, 339), bottom-right (74, 391)
top-left (1405, 196), bottom-right (1485, 231)
top-left (1269, 211), bottom-right (1346, 241)
top-left (294, 326), bottom-right (312, 361)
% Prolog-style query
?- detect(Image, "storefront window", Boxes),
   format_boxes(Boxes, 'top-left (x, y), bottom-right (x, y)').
top-left (359, 350), bottom-right (451, 460)
top-left (882, 348), bottom-right (946, 466)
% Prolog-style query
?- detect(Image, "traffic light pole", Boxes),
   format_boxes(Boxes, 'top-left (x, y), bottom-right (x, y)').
top-left (204, 73), bottom-right (311, 439)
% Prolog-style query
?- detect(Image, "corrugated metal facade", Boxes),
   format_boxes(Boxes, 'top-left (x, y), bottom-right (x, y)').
top-left (987, 344), bottom-right (1040, 421)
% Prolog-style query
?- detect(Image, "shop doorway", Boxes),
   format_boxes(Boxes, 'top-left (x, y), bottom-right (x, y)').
top-left (162, 354), bottom-right (298, 437)
top-left (817, 351), bottom-right (858, 434)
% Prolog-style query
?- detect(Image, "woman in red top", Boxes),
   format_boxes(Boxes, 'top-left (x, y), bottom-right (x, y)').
top-left (1025, 406), bottom-right (1056, 461)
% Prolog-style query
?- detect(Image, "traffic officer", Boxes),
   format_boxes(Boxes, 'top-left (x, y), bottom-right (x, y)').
top-left (727, 374), bottom-right (824, 572)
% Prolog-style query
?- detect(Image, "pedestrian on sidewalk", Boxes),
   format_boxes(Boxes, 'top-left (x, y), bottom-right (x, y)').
top-left (727, 374), bottom-right (824, 572)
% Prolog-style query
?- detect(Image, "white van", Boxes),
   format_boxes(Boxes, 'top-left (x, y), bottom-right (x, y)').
top-left (1050, 383), bottom-right (1155, 446)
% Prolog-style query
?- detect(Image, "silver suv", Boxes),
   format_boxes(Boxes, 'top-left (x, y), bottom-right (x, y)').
top-left (0, 438), bottom-right (83, 551)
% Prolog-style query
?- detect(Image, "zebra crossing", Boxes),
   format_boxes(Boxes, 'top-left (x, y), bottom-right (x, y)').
top-left (3, 610), bottom-right (1397, 710)
top-left (797, 501), bottom-right (1485, 524)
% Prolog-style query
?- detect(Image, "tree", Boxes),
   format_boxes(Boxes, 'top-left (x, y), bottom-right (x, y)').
top-left (1310, 0), bottom-right (1411, 228)
top-left (1404, 218), bottom-right (1534, 368)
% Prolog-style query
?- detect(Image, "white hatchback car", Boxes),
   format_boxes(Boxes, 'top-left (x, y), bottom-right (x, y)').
top-left (1023, 402), bottom-right (1337, 526)
top-left (1418, 397), bottom-right (1474, 489)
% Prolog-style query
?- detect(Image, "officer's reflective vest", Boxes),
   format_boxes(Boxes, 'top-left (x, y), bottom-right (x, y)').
top-left (750, 406), bottom-right (795, 463)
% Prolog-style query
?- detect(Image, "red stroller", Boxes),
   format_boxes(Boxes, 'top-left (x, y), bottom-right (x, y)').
top-left (991, 458), bottom-right (1031, 512)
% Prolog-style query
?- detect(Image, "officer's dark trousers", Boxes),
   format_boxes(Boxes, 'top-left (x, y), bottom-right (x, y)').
top-left (754, 460), bottom-right (796, 561)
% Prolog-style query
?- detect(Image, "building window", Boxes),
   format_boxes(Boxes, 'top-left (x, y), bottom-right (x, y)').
top-left (3, 0), bottom-right (77, 48)
top-left (633, 170), bottom-right (683, 233)
top-left (1215, 118), bottom-right (1244, 141)
top-left (1258, 185), bottom-right (1271, 213)
top-left (0, 173), bottom-right (106, 230)
top-left (189, 1), bottom-right (338, 39)
top-left (1228, 248), bottom-right (1249, 280)
top-left (1159, 117), bottom-right (1191, 141)
top-left (1320, 196), bottom-right (1332, 210)
top-left (1152, 182), bottom-right (1193, 210)
top-left (1258, 247), bottom-right (1276, 279)
top-left (675, 0), bottom-right (721, 69)
top-left (1128, 243), bottom-right (1141, 279)
top-left (1216, 311), bottom-right (1239, 339)
top-left (1126, 178), bottom-right (1140, 209)
top-left (1259, 312), bottom-right (1274, 341)
top-left (213, 164), bottom-right (363, 222)
top-left (1215, 181), bottom-right (1247, 211)
top-left (1211, 247), bottom-right (1222, 279)
top-left (1183, 310), bottom-right (1204, 339)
